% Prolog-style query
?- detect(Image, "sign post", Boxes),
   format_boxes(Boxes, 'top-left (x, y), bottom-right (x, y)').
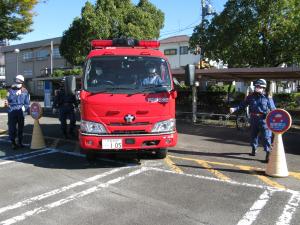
top-left (30, 102), bottom-right (46, 149)
top-left (265, 109), bottom-right (292, 177)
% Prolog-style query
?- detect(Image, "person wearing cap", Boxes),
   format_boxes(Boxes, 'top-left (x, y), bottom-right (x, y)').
top-left (141, 63), bottom-right (163, 86)
top-left (52, 77), bottom-right (78, 139)
top-left (230, 79), bottom-right (276, 162)
top-left (6, 75), bottom-right (30, 149)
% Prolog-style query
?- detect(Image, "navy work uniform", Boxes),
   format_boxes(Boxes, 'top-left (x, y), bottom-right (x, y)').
top-left (53, 86), bottom-right (78, 138)
top-left (230, 79), bottom-right (276, 162)
top-left (7, 81), bottom-right (30, 149)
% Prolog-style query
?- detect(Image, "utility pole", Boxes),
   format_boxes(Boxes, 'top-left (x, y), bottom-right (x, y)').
top-left (50, 40), bottom-right (53, 75)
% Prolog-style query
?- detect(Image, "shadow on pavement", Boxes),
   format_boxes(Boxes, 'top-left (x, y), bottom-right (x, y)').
top-left (176, 120), bottom-right (300, 156)
top-left (168, 148), bottom-right (261, 162)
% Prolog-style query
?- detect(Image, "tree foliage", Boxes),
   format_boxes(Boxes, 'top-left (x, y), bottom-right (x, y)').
top-left (0, 0), bottom-right (39, 40)
top-left (190, 0), bottom-right (300, 67)
top-left (60, 0), bottom-right (164, 65)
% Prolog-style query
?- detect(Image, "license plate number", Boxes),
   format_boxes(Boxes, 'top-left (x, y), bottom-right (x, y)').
top-left (102, 139), bottom-right (122, 150)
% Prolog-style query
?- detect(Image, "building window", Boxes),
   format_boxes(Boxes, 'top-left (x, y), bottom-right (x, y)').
top-left (37, 81), bottom-right (44, 90)
top-left (164, 49), bottom-right (177, 55)
top-left (0, 66), bottom-right (5, 76)
top-left (53, 47), bottom-right (61, 58)
top-left (36, 50), bottom-right (49, 60)
top-left (180, 46), bottom-right (189, 55)
top-left (23, 70), bottom-right (33, 76)
top-left (23, 51), bottom-right (33, 61)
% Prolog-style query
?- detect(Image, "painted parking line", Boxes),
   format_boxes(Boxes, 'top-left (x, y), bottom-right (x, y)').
top-left (149, 168), bottom-right (300, 225)
top-left (236, 165), bottom-right (286, 190)
top-left (0, 166), bottom-right (134, 215)
top-left (195, 160), bottom-right (231, 181)
top-left (0, 167), bottom-right (148, 225)
top-left (0, 149), bottom-right (56, 166)
top-left (169, 155), bottom-right (292, 189)
top-left (275, 193), bottom-right (300, 225)
top-left (164, 156), bottom-right (183, 174)
top-left (236, 190), bottom-right (274, 225)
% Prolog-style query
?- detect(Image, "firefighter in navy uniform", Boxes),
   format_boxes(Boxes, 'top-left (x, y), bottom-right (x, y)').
top-left (230, 79), bottom-right (276, 162)
top-left (6, 75), bottom-right (30, 149)
top-left (52, 78), bottom-right (78, 138)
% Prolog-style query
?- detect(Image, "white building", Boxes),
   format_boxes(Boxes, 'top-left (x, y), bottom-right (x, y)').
top-left (159, 35), bottom-right (200, 69)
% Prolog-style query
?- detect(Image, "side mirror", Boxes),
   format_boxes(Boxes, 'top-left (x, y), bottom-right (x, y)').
top-left (185, 64), bottom-right (195, 86)
top-left (65, 75), bottom-right (76, 95)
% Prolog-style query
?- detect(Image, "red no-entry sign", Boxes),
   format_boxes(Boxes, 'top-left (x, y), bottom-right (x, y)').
top-left (266, 109), bottom-right (292, 134)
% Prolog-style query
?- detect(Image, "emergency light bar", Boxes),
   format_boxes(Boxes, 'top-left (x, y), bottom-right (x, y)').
top-left (91, 38), bottom-right (160, 49)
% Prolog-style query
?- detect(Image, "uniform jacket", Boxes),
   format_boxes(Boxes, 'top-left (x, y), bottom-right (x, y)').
top-left (235, 93), bottom-right (276, 115)
top-left (53, 89), bottom-right (78, 110)
top-left (7, 87), bottom-right (30, 113)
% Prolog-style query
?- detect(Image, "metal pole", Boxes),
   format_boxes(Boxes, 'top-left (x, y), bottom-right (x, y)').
top-left (16, 54), bottom-right (18, 74)
top-left (50, 40), bottom-right (53, 75)
top-left (192, 84), bottom-right (198, 123)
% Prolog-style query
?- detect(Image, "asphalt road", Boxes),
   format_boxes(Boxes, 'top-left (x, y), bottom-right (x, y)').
top-left (0, 112), bottom-right (299, 225)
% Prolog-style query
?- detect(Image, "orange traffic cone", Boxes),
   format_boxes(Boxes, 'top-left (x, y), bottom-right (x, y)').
top-left (30, 119), bottom-right (46, 150)
top-left (265, 133), bottom-right (289, 177)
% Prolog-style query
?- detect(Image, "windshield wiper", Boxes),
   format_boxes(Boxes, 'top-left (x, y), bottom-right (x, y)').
top-left (130, 84), bottom-right (170, 95)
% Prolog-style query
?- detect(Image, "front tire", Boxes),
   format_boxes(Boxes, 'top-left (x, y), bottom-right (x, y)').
top-left (155, 148), bottom-right (168, 159)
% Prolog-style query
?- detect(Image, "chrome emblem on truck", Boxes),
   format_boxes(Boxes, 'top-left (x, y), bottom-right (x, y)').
top-left (124, 114), bottom-right (135, 123)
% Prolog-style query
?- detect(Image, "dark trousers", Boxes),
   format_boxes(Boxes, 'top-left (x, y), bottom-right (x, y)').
top-left (8, 109), bottom-right (24, 143)
top-left (59, 108), bottom-right (76, 135)
top-left (250, 116), bottom-right (272, 152)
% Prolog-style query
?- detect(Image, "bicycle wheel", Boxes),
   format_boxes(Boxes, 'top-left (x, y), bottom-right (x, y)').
top-left (236, 113), bottom-right (250, 131)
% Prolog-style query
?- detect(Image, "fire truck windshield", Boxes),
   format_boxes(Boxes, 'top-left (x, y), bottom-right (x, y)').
top-left (83, 56), bottom-right (172, 94)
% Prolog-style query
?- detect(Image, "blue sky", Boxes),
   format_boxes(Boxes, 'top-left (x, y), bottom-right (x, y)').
top-left (11, 0), bottom-right (227, 45)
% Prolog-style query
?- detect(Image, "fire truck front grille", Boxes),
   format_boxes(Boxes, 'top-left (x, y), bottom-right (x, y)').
top-left (111, 130), bottom-right (147, 135)
top-left (109, 122), bottom-right (150, 126)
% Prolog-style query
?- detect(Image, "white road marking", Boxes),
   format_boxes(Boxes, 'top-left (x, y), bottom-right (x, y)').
top-left (149, 167), bottom-right (294, 193)
top-left (275, 193), bottom-right (300, 225)
top-left (236, 190), bottom-right (274, 225)
top-left (0, 167), bottom-right (147, 225)
top-left (0, 150), bottom-right (55, 166)
top-left (149, 168), bottom-right (300, 225)
top-left (0, 166), bottom-right (133, 215)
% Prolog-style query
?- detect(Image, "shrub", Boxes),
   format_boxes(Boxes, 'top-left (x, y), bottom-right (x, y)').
top-left (273, 93), bottom-right (300, 110)
top-left (0, 89), bottom-right (7, 99)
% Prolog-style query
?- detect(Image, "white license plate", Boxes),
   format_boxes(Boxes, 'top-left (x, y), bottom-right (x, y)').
top-left (102, 139), bottom-right (122, 150)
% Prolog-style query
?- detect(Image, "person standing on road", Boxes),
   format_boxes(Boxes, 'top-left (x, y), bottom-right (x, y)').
top-left (230, 79), bottom-right (276, 162)
top-left (52, 78), bottom-right (78, 139)
top-left (6, 75), bottom-right (30, 149)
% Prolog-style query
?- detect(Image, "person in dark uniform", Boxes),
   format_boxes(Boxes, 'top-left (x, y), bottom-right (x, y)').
top-left (230, 79), bottom-right (276, 162)
top-left (6, 75), bottom-right (30, 149)
top-left (52, 78), bottom-right (78, 138)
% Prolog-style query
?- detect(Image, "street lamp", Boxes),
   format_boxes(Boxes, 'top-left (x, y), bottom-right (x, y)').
top-left (14, 48), bottom-right (20, 74)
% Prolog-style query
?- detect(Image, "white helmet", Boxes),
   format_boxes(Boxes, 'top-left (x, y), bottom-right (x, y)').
top-left (254, 79), bottom-right (267, 88)
top-left (15, 75), bottom-right (25, 84)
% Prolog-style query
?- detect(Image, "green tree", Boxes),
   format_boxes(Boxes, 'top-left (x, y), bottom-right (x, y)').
top-left (190, 0), bottom-right (300, 68)
top-left (60, 0), bottom-right (164, 65)
top-left (0, 0), bottom-right (39, 40)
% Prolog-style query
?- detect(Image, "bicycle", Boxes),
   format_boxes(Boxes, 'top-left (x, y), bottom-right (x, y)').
top-left (235, 109), bottom-right (250, 131)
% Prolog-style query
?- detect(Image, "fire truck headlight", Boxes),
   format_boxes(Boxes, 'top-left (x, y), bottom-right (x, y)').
top-left (80, 120), bottom-right (107, 134)
top-left (151, 119), bottom-right (176, 133)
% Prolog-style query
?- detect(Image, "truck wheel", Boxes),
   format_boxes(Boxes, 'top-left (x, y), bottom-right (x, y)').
top-left (155, 149), bottom-right (168, 159)
top-left (86, 152), bottom-right (97, 163)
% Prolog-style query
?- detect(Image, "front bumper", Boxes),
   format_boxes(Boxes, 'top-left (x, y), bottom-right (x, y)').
top-left (79, 131), bottom-right (177, 152)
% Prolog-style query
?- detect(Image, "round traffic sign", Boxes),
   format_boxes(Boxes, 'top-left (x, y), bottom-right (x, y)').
top-left (30, 102), bottom-right (43, 120)
top-left (266, 109), bottom-right (292, 134)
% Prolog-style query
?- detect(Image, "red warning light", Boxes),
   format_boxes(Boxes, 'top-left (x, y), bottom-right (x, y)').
top-left (91, 40), bottom-right (113, 48)
top-left (138, 40), bottom-right (160, 48)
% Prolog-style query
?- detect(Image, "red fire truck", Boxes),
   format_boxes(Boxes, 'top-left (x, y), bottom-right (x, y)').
top-left (79, 38), bottom-right (177, 160)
